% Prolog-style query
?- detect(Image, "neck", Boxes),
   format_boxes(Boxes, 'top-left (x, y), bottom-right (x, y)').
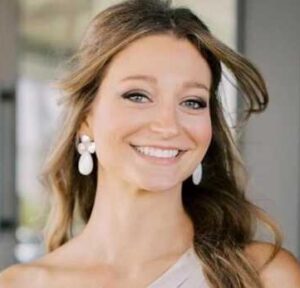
top-left (78, 171), bottom-right (194, 267)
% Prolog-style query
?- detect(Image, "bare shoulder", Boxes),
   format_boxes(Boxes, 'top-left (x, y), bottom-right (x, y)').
top-left (0, 262), bottom-right (49, 288)
top-left (244, 241), bottom-right (300, 287)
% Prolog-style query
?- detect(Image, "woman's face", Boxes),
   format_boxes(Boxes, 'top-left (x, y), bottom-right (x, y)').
top-left (86, 33), bottom-right (212, 192)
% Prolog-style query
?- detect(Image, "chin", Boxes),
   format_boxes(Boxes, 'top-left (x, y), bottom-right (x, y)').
top-left (139, 180), bottom-right (180, 193)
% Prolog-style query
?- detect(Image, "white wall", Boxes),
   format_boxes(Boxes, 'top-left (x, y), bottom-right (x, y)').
top-left (242, 0), bottom-right (300, 257)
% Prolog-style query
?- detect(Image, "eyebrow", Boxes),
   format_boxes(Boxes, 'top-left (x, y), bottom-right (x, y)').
top-left (120, 75), bottom-right (209, 91)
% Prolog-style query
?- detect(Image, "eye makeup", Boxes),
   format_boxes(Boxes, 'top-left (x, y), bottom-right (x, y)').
top-left (121, 91), bottom-right (208, 110)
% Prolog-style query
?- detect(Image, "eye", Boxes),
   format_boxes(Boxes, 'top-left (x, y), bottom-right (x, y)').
top-left (182, 98), bottom-right (208, 110)
top-left (121, 92), bottom-right (150, 103)
top-left (121, 92), bottom-right (207, 109)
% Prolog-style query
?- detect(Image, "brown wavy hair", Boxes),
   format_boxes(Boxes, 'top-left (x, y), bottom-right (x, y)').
top-left (41, 0), bottom-right (283, 287)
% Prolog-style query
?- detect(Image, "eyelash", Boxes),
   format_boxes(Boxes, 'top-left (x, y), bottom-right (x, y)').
top-left (121, 92), bottom-right (208, 110)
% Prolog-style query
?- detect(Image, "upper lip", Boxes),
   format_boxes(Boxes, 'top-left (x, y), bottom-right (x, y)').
top-left (130, 144), bottom-right (187, 151)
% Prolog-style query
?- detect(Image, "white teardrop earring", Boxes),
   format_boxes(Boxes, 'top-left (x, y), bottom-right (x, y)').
top-left (76, 135), bottom-right (96, 175)
top-left (192, 163), bottom-right (202, 185)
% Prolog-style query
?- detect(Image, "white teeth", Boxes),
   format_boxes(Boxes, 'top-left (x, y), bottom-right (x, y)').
top-left (134, 146), bottom-right (179, 158)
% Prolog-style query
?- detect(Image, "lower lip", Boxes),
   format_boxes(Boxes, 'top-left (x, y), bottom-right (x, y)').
top-left (130, 145), bottom-right (185, 165)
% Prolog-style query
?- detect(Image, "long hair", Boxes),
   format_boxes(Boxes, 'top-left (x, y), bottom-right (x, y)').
top-left (41, 0), bottom-right (282, 287)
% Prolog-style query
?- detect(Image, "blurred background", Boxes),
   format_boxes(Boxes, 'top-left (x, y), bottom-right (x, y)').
top-left (0, 0), bottom-right (299, 269)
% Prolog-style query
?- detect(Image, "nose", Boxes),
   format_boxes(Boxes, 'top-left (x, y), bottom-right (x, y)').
top-left (149, 103), bottom-right (180, 138)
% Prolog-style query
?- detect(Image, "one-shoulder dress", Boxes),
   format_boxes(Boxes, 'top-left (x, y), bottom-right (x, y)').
top-left (148, 246), bottom-right (209, 288)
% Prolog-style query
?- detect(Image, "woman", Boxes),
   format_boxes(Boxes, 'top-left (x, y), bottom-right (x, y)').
top-left (1, 0), bottom-right (300, 287)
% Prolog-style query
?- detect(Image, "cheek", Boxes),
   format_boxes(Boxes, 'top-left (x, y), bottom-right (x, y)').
top-left (187, 115), bottom-right (212, 148)
top-left (92, 101), bottom-right (140, 147)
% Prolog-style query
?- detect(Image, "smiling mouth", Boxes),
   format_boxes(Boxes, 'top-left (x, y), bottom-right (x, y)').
top-left (130, 144), bottom-right (187, 163)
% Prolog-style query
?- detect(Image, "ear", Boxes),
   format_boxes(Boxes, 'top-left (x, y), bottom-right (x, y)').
top-left (77, 113), bottom-right (94, 139)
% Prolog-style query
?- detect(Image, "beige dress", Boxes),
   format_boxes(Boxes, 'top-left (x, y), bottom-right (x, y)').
top-left (148, 246), bottom-right (209, 288)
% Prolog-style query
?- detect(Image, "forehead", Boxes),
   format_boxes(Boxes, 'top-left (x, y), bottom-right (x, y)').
top-left (102, 34), bottom-right (211, 86)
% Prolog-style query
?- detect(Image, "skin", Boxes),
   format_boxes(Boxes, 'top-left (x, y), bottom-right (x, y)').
top-left (1, 34), bottom-right (300, 287)
top-left (71, 32), bottom-right (212, 280)
top-left (76, 33), bottom-right (212, 268)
